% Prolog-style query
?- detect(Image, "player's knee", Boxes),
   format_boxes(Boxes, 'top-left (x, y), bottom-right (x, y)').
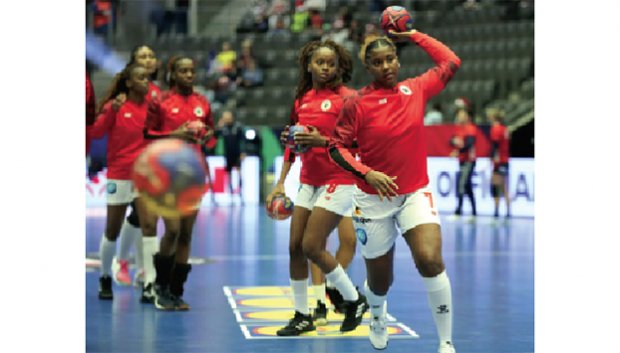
top-left (301, 234), bottom-right (321, 260)
top-left (339, 233), bottom-right (357, 251)
top-left (176, 232), bottom-right (191, 247)
top-left (289, 240), bottom-right (304, 258)
top-left (415, 253), bottom-right (445, 277)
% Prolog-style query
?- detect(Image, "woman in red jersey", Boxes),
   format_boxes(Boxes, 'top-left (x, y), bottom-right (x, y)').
top-left (488, 108), bottom-right (511, 218)
top-left (450, 108), bottom-right (478, 218)
top-left (265, 39), bottom-right (361, 335)
top-left (113, 44), bottom-right (162, 289)
top-left (326, 30), bottom-right (461, 353)
top-left (141, 56), bottom-right (214, 311)
top-left (89, 64), bottom-right (150, 300)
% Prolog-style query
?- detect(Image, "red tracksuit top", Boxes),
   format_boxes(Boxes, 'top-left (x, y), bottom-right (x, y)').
top-left (490, 123), bottom-right (509, 164)
top-left (144, 88), bottom-right (214, 155)
top-left (147, 82), bottom-right (161, 102)
top-left (284, 86), bottom-right (358, 186)
top-left (455, 122), bottom-right (477, 163)
top-left (89, 99), bottom-right (149, 180)
top-left (329, 32), bottom-right (461, 195)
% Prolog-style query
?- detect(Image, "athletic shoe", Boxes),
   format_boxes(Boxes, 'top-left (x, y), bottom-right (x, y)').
top-left (98, 276), bottom-right (113, 300)
top-left (140, 282), bottom-right (155, 304)
top-left (313, 300), bottom-right (327, 326)
top-left (276, 311), bottom-right (315, 336)
top-left (326, 286), bottom-right (345, 313)
top-left (369, 315), bottom-right (388, 350)
top-left (438, 341), bottom-right (456, 353)
top-left (154, 285), bottom-right (176, 311)
top-left (112, 258), bottom-right (132, 286)
top-left (174, 296), bottom-right (191, 311)
top-left (133, 269), bottom-right (145, 287)
top-left (340, 292), bottom-right (369, 332)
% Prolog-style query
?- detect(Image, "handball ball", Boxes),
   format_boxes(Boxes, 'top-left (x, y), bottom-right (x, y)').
top-left (380, 6), bottom-right (414, 34)
top-left (286, 125), bottom-right (310, 154)
top-left (132, 138), bottom-right (207, 217)
top-left (266, 194), bottom-right (294, 220)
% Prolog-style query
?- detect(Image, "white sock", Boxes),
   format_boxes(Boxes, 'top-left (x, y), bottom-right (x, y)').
top-left (142, 236), bottom-right (159, 285)
top-left (422, 271), bottom-right (453, 343)
top-left (290, 279), bottom-right (309, 315)
top-left (313, 283), bottom-right (326, 304)
top-left (134, 234), bottom-right (144, 270)
top-left (364, 280), bottom-right (387, 318)
top-left (326, 278), bottom-right (334, 288)
top-left (117, 219), bottom-right (139, 261)
top-left (325, 265), bottom-right (358, 301)
top-left (99, 235), bottom-right (116, 276)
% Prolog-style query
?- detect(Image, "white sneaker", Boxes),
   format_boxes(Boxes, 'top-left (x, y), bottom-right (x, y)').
top-left (438, 341), bottom-right (456, 353)
top-left (369, 315), bottom-right (388, 350)
top-left (133, 269), bottom-right (145, 287)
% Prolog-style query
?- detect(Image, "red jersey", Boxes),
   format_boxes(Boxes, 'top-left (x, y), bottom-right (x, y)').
top-left (145, 88), bottom-right (214, 155)
top-left (285, 86), bottom-right (357, 186)
top-left (490, 123), bottom-right (509, 164)
top-left (89, 100), bottom-right (149, 180)
top-left (454, 123), bottom-right (477, 163)
top-left (329, 31), bottom-right (460, 195)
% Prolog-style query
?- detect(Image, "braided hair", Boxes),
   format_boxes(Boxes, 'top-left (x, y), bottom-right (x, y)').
top-left (359, 34), bottom-right (397, 64)
top-left (294, 39), bottom-right (353, 101)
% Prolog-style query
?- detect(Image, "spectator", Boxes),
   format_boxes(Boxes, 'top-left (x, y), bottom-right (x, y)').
top-left (291, 4), bottom-right (309, 33)
top-left (236, 39), bottom-right (258, 73)
top-left (215, 42), bottom-right (237, 78)
top-left (214, 75), bottom-right (235, 106)
top-left (267, 0), bottom-right (290, 32)
top-left (92, 0), bottom-right (117, 38)
top-left (237, 59), bottom-right (264, 88)
top-left (215, 111), bottom-right (247, 202)
top-left (424, 103), bottom-right (444, 125)
top-left (250, 0), bottom-right (269, 32)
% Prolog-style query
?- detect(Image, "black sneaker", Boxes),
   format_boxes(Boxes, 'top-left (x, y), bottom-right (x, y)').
top-left (313, 300), bottom-right (328, 326)
top-left (98, 275), bottom-right (113, 300)
top-left (174, 296), bottom-right (190, 311)
top-left (326, 286), bottom-right (345, 313)
top-left (276, 311), bottom-right (315, 336)
top-left (154, 285), bottom-right (176, 311)
top-left (340, 292), bottom-right (369, 332)
top-left (140, 282), bottom-right (155, 304)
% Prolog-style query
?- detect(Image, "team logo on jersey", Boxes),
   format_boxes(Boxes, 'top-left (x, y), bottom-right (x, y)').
top-left (123, 112), bottom-right (132, 118)
top-left (321, 100), bottom-right (332, 112)
top-left (107, 182), bottom-right (117, 195)
top-left (194, 107), bottom-right (204, 117)
top-left (399, 85), bottom-right (412, 95)
top-left (301, 103), bottom-right (308, 109)
top-left (355, 228), bottom-right (368, 245)
top-left (378, 98), bottom-right (387, 104)
top-left (172, 108), bottom-right (179, 114)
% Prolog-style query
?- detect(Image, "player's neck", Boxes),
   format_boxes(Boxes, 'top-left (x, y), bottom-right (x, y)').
top-left (127, 91), bottom-right (145, 104)
top-left (175, 86), bottom-right (193, 96)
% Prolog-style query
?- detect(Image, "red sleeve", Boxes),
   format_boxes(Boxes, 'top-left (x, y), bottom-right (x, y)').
top-left (407, 31), bottom-right (461, 99)
top-left (328, 94), bottom-right (371, 180)
top-left (89, 101), bottom-right (115, 138)
top-left (283, 101), bottom-right (299, 163)
top-left (144, 95), bottom-right (168, 138)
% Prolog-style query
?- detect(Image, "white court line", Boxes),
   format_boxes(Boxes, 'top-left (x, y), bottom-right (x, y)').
top-left (223, 286), bottom-right (232, 297)
top-left (233, 309), bottom-right (243, 323)
top-left (223, 286), bottom-right (238, 309)
top-left (239, 325), bottom-right (251, 339)
top-left (396, 322), bottom-right (419, 338)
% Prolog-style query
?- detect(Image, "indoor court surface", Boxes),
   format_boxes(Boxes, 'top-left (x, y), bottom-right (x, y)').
top-left (86, 204), bottom-right (534, 353)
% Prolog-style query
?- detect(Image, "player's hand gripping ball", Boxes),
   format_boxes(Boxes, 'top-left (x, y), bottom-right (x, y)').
top-left (266, 194), bottom-right (294, 220)
top-left (286, 125), bottom-right (310, 154)
top-left (187, 120), bottom-right (207, 140)
top-left (380, 6), bottom-right (414, 34)
top-left (132, 138), bottom-right (207, 217)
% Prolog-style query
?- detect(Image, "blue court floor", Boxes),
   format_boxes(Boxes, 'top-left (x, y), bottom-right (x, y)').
top-left (85, 205), bottom-right (534, 353)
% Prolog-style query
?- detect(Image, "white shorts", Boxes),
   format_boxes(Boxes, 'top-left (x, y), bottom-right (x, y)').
top-left (295, 183), bottom-right (354, 217)
top-left (353, 185), bottom-right (440, 259)
top-left (106, 179), bottom-right (137, 205)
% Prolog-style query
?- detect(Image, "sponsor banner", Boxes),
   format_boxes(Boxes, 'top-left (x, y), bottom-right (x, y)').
top-left (273, 157), bottom-right (534, 217)
top-left (86, 156), bottom-right (260, 207)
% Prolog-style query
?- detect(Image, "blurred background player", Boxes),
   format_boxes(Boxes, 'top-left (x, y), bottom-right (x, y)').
top-left (88, 64), bottom-right (150, 299)
top-left (86, 70), bottom-right (96, 159)
top-left (450, 107), bottom-right (477, 219)
top-left (488, 108), bottom-right (511, 219)
top-left (328, 29), bottom-right (460, 353)
top-left (142, 56), bottom-right (214, 310)
top-left (265, 39), bottom-right (360, 335)
top-left (109, 45), bottom-right (162, 288)
top-left (215, 110), bottom-right (246, 204)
